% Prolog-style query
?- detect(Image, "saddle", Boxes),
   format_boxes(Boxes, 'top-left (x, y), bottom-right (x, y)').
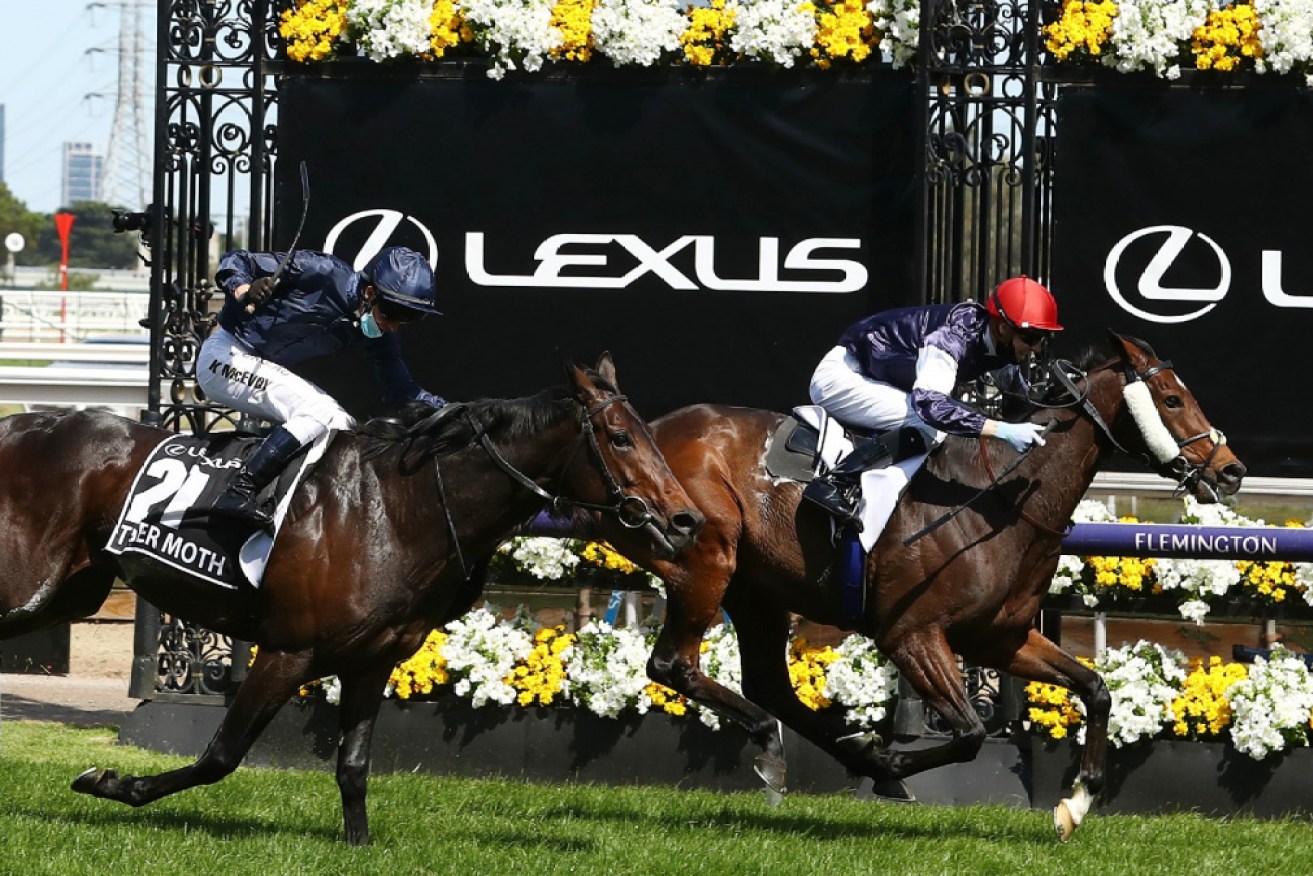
top-left (764, 407), bottom-right (925, 484)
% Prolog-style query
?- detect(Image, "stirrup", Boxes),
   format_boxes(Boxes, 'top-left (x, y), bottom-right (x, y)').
top-left (802, 480), bottom-right (863, 532)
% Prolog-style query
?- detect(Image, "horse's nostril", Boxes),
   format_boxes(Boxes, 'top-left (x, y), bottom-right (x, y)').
top-left (672, 509), bottom-right (705, 537)
top-left (1222, 462), bottom-right (1247, 484)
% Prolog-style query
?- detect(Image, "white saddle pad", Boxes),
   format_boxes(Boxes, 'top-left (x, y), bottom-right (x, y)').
top-left (791, 405), bottom-right (930, 551)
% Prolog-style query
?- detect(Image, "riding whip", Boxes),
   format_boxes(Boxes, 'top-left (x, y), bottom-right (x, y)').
top-left (901, 419), bottom-right (1057, 547)
top-left (246, 160), bottom-right (310, 314)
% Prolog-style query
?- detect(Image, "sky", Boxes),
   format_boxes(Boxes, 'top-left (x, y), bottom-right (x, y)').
top-left (0, 0), bottom-right (152, 215)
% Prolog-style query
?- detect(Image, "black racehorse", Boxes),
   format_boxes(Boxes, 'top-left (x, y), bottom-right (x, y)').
top-left (0, 354), bottom-right (703, 844)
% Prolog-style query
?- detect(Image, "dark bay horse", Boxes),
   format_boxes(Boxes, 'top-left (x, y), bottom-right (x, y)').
top-left (581, 332), bottom-right (1244, 841)
top-left (0, 355), bottom-right (702, 845)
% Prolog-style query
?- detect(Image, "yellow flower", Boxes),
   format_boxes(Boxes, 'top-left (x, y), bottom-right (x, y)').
top-left (681, 0), bottom-right (737, 67)
top-left (279, 0), bottom-right (351, 63)
top-left (810, 0), bottom-right (877, 68)
top-left (581, 541), bottom-right (643, 575)
top-left (1024, 662), bottom-right (1090, 739)
top-left (429, 0), bottom-right (472, 58)
top-left (507, 626), bottom-right (575, 706)
top-left (1170, 656), bottom-right (1247, 739)
top-left (1192, 3), bottom-right (1263, 72)
top-left (388, 630), bottom-right (450, 700)
top-left (1043, 0), bottom-right (1118, 62)
top-left (551, 0), bottom-right (595, 62)
top-left (787, 637), bottom-right (838, 711)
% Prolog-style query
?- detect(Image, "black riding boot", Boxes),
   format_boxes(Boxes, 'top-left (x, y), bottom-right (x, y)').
top-left (208, 426), bottom-right (304, 532)
top-left (802, 437), bottom-right (894, 530)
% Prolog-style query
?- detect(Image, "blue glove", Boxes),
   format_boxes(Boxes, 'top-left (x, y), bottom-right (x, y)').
top-left (993, 421), bottom-right (1047, 453)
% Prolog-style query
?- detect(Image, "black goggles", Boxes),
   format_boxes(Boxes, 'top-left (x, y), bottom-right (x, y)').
top-left (376, 297), bottom-right (425, 324)
top-left (1017, 327), bottom-right (1050, 346)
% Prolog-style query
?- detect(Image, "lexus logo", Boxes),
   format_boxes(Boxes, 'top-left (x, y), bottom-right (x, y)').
top-left (1105, 225), bottom-right (1313, 323)
top-left (1104, 225), bottom-right (1230, 324)
top-left (323, 210), bottom-right (439, 271)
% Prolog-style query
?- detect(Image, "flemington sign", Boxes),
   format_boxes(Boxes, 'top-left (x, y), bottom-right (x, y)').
top-left (1063, 523), bottom-right (1313, 562)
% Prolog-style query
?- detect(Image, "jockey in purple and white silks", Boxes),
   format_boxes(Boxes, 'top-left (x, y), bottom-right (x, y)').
top-left (194, 245), bottom-right (445, 532)
top-left (804, 276), bottom-right (1064, 526)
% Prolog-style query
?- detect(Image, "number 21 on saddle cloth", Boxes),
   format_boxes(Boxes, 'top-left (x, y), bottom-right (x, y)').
top-left (104, 431), bottom-right (332, 590)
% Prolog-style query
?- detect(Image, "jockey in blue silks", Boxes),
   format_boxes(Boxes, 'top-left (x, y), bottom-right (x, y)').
top-left (195, 245), bottom-right (444, 531)
top-left (803, 276), bottom-right (1064, 525)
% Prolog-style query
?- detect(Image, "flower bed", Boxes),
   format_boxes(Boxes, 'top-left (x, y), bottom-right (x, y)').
top-left (277, 0), bottom-right (1313, 83)
top-left (1044, 0), bottom-right (1313, 81)
top-left (309, 597), bottom-right (900, 734)
top-left (279, 0), bottom-right (919, 76)
top-left (1026, 641), bottom-right (1313, 760)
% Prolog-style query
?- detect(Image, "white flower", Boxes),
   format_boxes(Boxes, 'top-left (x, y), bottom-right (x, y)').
top-left (824, 634), bottom-right (900, 729)
top-left (728, 0), bottom-right (817, 67)
top-left (1100, 0), bottom-right (1212, 78)
top-left (866, 0), bottom-right (919, 68)
top-left (441, 604), bottom-right (536, 707)
top-left (499, 536), bottom-right (583, 580)
top-left (1228, 647), bottom-right (1313, 759)
top-left (461, 0), bottom-right (564, 78)
top-left (1154, 557), bottom-right (1241, 602)
top-left (1082, 640), bottom-right (1185, 748)
top-left (1252, 0), bottom-right (1313, 75)
top-left (1178, 494), bottom-right (1255, 527)
top-left (1177, 599), bottom-right (1211, 625)
top-left (348, 0), bottom-right (437, 61)
top-left (566, 621), bottom-right (660, 718)
top-left (591, 0), bottom-right (686, 66)
top-left (1052, 500), bottom-right (1117, 601)
top-left (690, 622), bottom-right (744, 729)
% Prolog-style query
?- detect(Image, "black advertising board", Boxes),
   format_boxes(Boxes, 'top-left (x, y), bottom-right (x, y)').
top-left (275, 68), bottom-right (919, 419)
top-left (1052, 84), bottom-right (1313, 478)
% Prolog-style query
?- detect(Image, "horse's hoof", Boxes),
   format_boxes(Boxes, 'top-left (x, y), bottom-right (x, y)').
top-left (763, 785), bottom-right (785, 808)
top-left (1054, 801), bottom-right (1077, 843)
top-left (865, 777), bottom-right (917, 803)
top-left (753, 752), bottom-right (788, 797)
top-left (71, 767), bottom-right (112, 795)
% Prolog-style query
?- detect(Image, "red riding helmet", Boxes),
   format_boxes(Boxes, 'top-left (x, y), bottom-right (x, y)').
top-left (986, 276), bottom-right (1063, 331)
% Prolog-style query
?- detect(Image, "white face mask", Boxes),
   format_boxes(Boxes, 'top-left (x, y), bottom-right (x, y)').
top-left (359, 311), bottom-right (383, 339)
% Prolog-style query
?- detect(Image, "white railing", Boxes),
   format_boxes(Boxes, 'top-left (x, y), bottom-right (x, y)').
top-left (0, 338), bottom-right (151, 415)
top-left (0, 288), bottom-right (151, 342)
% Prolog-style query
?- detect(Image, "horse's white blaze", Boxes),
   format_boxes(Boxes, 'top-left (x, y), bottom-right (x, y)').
top-left (1123, 381), bottom-right (1179, 464)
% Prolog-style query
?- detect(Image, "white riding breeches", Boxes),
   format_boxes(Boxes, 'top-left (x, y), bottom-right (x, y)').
top-left (809, 345), bottom-right (920, 432)
top-left (197, 327), bottom-right (356, 446)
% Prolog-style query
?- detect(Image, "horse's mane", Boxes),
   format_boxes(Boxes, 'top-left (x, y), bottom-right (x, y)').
top-left (356, 364), bottom-right (617, 470)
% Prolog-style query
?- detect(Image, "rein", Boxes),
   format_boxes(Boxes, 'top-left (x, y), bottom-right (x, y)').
top-left (977, 432), bottom-right (1070, 538)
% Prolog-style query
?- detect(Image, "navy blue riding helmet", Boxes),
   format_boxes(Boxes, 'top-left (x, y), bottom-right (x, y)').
top-left (363, 246), bottom-right (441, 315)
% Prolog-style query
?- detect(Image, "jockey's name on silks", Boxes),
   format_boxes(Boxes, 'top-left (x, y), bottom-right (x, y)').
top-left (205, 359), bottom-right (272, 392)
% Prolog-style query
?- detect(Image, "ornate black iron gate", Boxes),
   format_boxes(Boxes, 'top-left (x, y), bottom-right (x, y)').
top-left (130, 0), bottom-right (1057, 720)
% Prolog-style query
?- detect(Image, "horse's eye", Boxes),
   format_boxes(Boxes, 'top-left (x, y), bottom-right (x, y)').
top-left (1164, 395), bottom-right (1183, 409)
top-left (610, 431), bottom-right (634, 449)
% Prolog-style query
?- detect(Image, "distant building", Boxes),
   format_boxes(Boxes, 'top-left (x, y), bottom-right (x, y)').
top-left (62, 142), bottom-right (104, 205)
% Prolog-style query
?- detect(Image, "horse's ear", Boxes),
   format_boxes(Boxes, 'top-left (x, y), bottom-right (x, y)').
top-left (1108, 329), bottom-right (1150, 370)
top-left (594, 352), bottom-right (619, 391)
top-left (565, 358), bottom-right (601, 403)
